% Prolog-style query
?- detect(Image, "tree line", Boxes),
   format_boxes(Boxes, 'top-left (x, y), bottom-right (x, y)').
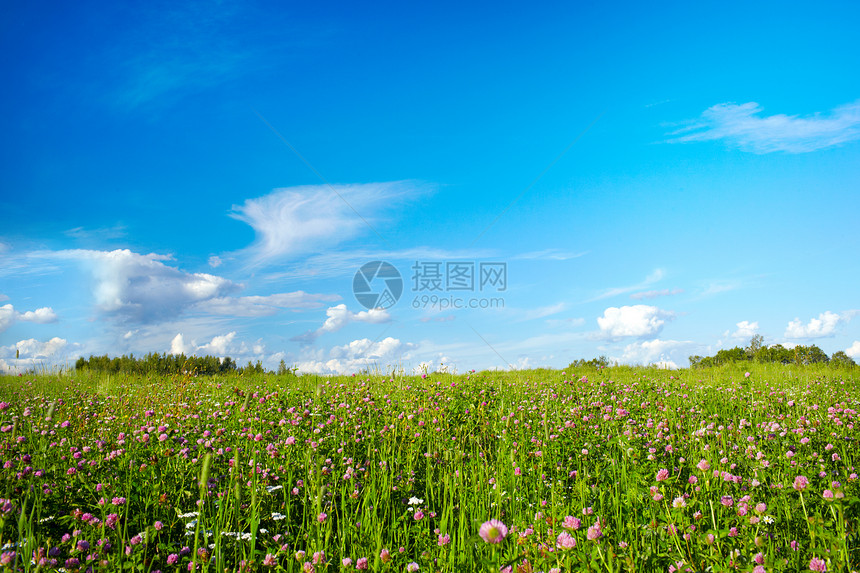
top-left (73, 353), bottom-right (269, 376)
top-left (689, 335), bottom-right (856, 368)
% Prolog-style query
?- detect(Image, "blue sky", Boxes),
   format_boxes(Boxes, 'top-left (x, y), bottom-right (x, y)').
top-left (2, 0), bottom-right (859, 373)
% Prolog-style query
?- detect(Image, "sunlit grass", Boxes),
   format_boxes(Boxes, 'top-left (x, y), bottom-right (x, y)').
top-left (0, 363), bottom-right (857, 571)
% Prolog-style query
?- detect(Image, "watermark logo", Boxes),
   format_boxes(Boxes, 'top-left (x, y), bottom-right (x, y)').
top-left (353, 261), bottom-right (403, 310)
top-left (354, 260), bottom-right (507, 310)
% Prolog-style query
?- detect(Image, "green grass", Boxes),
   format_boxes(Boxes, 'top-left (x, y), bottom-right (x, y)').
top-left (0, 363), bottom-right (858, 572)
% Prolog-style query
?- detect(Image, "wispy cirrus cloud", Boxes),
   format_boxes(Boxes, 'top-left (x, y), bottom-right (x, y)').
top-left (630, 288), bottom-right (684, 300)
top-left (669, 100), bottom-right (860, 153)
top-left (589, 269), bottom-right (665, 302)
top-left (229, 182), bottom-right (431, 266)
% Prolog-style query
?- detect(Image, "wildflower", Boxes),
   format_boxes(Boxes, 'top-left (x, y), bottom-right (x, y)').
top-left (407, 563), bottom-right (419, 572)
top-left (167, 554), bottom-right (179, 565)
top-left (437, 534), bottom-right (450, 546)
top-left (313, 551), bottom-right (325, 565)
top-left (793, 475), bottom-right (810, 491)
top-left (720, 496), bottom-right (734, 508)
top-left (586, 524), bottom-right (602, 541)
top-left (697, 459), bottom-right (710, 472)
top-left (263, 554), bottom-right (277, 567)
top-left (672, 496), bottom-right (686, 508)
top-left (356, 557), bottom-right (369, 570)
top-left (556, 532), bottom-right (576, 549)
top-left (656, 468), bottom-right (670, 481)
top-left (380, 549), bottom-right (391, 563)
top-left (562, 516), bottom-right (581, 530)
top-left (407, 497), bottom-right (424, 505)
top-left (809, 557), bottom-right (827, 571)
top-left (342, 558), bottom-right (353, 568)
top-left (479, 520), bottom-right (508, 544)
top-left (317, 513), bottom-right (328, 523)
top-left (413, 510), bottom-right (424, 520)
top-left (823, 490), bottom-right (834, 499)
top-left (154, 521), bottom-right (164, 531)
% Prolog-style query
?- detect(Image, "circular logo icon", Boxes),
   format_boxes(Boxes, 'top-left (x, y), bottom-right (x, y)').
top-left (353, 261), bottom-right (403, 310)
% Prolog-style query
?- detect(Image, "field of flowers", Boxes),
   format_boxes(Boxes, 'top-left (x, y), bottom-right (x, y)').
top-left (0, 364), bottom-right (858, 572)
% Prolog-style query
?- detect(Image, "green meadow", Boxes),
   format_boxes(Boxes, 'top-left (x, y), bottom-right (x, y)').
top-left (0, 363), bottom-right (857, 572)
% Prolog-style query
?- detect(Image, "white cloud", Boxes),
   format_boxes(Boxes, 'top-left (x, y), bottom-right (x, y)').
top-left (197, 332), bottom-right (237, 355)
top-left (15, 337), bottom-right (68, 358)
top-left (0, 304), bottom-right (14, 333)
top-left (0, 303), bottom-right (59, 333)
top-left (785, 311), bottom-right (842, 338)
top-left (45, 249), bottom-right (240, 323)
top-left (597, 305), bottom-right (674, 338)
top-left (196, 292), bottom-right (341, 317)
top-left (319, 304), bottom-right (390, 333)
top-left (669, 100), bottom-right (860, 153)
top-left (293, 304), bottom-right (391, 344)
top-left (17, 307), bottom-right (58, 324)
top-left (630, 288), bottom-right (684, 300)
top-left (0, 293), bottom-right (8, 302)
top-left (170, 333), bottom-right (193, 355)
top-left (846, 341), bottom-right (860, 359)
top-left (229, 182), bottom-right (428, 265)
top-left (208, 256), bottom-right (222, 268)
top-left (296, 336), bottom-right (417, 374)
top-left (590, 269), bottom-right (665, 302)
top-left (732, 320), bottom-right (759, 339)
top-left (169, 332), bottom-right (240, 357)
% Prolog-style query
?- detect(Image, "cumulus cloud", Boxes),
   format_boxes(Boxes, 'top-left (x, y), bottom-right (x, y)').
top-left (18, 307), bottom-right (58, 323)
top-left (170, 333), bottom-right (193, 355)
top-left (732, 320), bottom-right (759, 339)
top-left (197, 332), bottom-right (237, 355)
top-left (0, 303), bottom-right (58, 333)
top-left (0, 337), bottom-right (81, 373)
top-left (296, 336), bottom-right (417, 374)
top-left (169, 332), bottom-right (241, 357)
top-left (0, 305), bottom-right (13, 333)
top-left (230, 181), bottom-right (428, 264)
top-left (846, 341), bottom-right (860, 359)
top-left (784, 311), bottom-right (842, 339)
top-left (48, 249), bottom-right (240, 323)
top-left (669, 100), bottom-right (860, 153)
top-left (597, 305), bottom-right (674, 338)
top-left (14, 337), bottom-right (69, 358)
top-left (293, 304), bottom-right (391, 344)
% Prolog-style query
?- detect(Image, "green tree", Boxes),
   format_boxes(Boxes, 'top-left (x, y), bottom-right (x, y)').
top-left (831, 351), bottom-right (856, 366)
top-left (746, 334), bottom-right (765, 358)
